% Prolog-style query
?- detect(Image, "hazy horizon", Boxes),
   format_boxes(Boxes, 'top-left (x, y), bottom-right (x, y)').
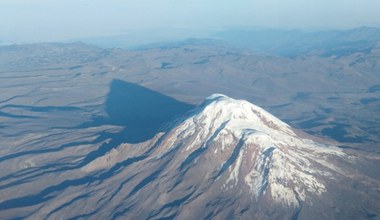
top-left (1, 0), bottom-right (380, 43)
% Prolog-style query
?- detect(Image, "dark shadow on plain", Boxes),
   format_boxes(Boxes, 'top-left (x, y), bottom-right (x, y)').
top-left (76, 79), bottom-right (194, 166)
top-left (104, 79), bottom-right (194, 143)
top-left (0, 79), bottom-right (194, 167)
top-left (0, 79), bottom-right (194, 164)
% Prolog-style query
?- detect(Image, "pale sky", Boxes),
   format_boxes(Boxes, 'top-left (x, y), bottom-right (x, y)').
top-left (1, 0), bottom-right (380, 43)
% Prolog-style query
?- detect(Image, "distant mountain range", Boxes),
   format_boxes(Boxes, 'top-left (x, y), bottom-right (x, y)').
top-left (214, 26), bottom-right (380, 57)
top-left (74, 26), bottom-right (380, 57)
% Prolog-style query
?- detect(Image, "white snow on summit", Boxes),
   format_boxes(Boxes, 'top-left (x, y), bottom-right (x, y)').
top-left (155, 94), bottom-right (346, 206)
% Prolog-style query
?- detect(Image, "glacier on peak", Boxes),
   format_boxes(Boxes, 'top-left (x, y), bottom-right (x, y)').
top-left (149, 94), bottom-right (347, 206)
top-left (183, 93), bottom-right (295, 138)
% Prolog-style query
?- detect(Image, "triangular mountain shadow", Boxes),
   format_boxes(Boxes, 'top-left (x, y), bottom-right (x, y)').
top-left (58, 79), bottom-right (196, 168)
top-left (104, 79), bottom-right (194, 143)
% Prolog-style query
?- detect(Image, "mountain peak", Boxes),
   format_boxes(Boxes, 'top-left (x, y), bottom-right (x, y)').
top-left (204, 93), bottom-right (229, 101)
top-left (64, 94), bottom-right (356, 219)
top-left (148, 94), bottom-right (346, 208)
top-left (194, 94), bottom-right (294, 138)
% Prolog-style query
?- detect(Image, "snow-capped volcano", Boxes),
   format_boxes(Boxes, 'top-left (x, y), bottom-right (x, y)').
top-left (152, 94), bottom-right (345, 206)
top-left (79, 94), bottom-right (351, 219)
